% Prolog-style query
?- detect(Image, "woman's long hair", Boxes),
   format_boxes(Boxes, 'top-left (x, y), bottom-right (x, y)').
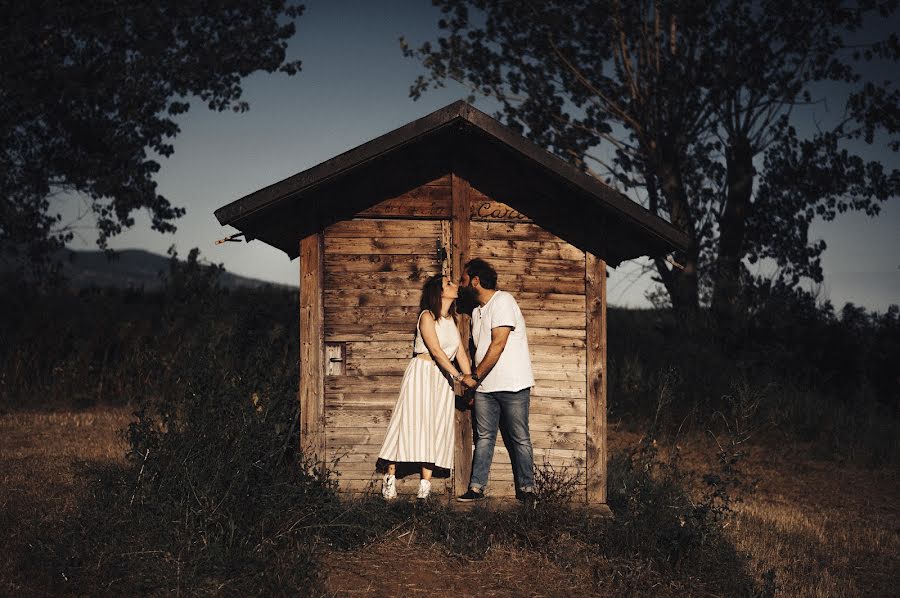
top-left (419, 274), bottom-right (457, 321)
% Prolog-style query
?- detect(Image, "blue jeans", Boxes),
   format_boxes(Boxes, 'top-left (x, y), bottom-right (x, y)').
top-left (469, 388), bottom-right (535, 493)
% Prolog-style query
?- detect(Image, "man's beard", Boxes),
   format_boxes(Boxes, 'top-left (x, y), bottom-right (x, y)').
top-left (456, 285), bottom-right (478, 315)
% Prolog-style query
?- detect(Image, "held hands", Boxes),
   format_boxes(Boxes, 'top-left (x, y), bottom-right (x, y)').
top-left (451, 372), bottom-right (478, 390)
top-left (463, 374), bottom-right (478, 408)
top-left (460, 374), bottom-right (479, 390)
top-left (451, 373), bottom-right (478, 405)
top-left (457, 374), bottom-right (477, 408)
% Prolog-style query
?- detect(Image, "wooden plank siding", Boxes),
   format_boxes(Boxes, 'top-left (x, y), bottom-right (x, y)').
top-left (322, 178), bottom-right (450, 495)
top-left (215, 102), bottom-right (687, 508)
top-left (466, 184), bottom-right (588, 497)
top-left (299, 233), bottom-right (325, 461)
top-left (356, 175), bottom-right (451, 219)
top-left (450, 173), bottom-right (474, 498)
top-left (315, 173), bottom-right (599, 502)
top-left (586, 253), bottom-right (608, 503)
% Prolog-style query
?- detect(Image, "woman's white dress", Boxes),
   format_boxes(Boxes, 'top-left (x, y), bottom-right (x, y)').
top-left (377, 312), bottom-right (460, 469)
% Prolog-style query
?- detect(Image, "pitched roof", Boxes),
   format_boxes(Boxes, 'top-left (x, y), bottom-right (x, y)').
top-left (213, 101), bottom-right (688, 266)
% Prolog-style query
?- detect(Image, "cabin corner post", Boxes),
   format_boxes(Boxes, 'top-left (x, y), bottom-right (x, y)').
top-left (299, 232), bottom-right (325, 463)
top-left (586, 253), bottom-right (608, 503)
top-left (451, 173), bottom-right (473, 498)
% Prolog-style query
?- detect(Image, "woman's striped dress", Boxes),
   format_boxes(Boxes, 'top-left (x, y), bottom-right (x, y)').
top-left (378, 312), bottom-right (461, 469)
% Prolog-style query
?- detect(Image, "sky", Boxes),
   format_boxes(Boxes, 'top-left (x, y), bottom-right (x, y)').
top-left (63, 0), bottom-right (899, 312)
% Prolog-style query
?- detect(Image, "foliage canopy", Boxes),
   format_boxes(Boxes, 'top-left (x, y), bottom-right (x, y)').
top-left (405, 0), bottom-right (899, 317)
top-left (0, 0), bottom-right (305, 277)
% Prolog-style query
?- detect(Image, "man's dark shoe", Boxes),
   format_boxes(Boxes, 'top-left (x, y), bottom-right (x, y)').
top-left (521, 491), bottom-right (538, 510)
top-left (456, 488), bottom-right (485, 502)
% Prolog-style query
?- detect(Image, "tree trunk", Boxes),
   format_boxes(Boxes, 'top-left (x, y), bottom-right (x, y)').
top-left (655, 142), bottom-right (700, 314)
top-left (663, 259), bottom-right (700, 313)
top-left (712, 135), bottom-right (754, 326)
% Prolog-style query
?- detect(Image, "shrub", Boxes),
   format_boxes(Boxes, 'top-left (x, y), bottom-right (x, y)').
top-left (20, 340), bottom-right (335, 594)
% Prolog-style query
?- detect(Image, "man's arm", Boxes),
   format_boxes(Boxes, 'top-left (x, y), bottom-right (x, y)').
top-left (462, 326), bottom-right (511, 389)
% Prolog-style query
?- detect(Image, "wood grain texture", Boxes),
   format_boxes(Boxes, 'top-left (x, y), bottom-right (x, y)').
top-left (451, 173), bottom-right (473, 497)
top-left (312, 172), bottom-right (608, 503)
top-left (469, 187), bottom-right (533, 222)
top-left (324, 237), bottom-right (441, 255)
top-left (472, 239), bottom-right (585, 261)
top-left (324, 272), bottom-right (434, 288)
top-left (324, 289), bottom-right (421, 308)
top-left (585, 252), bottom-right (607, 503)
top-left (343, 341), bottom-right (414, 357)
top-left (344, 357), bottom-right (411, 377)
top-left (299, 233), bottom-right (325, 461)
top-left (325, 219), bottom-right (442, 238)
top-left (357, 184), bottom-right (451, 219)
top-left (468, 257), bottom-right (586, 278)
top-left (492, 277), bottom-right (587, 295)
top-left (470, 221), bottom-right (561, 241)
top-left (325, 331), bottom-right (417, 343)
top-left (323, 254), bottom-right (439, 273)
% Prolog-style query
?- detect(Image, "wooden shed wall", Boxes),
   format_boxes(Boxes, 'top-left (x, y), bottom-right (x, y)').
top-left (322, 176), bottom-right (451, 495)
top-left (467, 188), bottom-right (588, 496)
top-left (302, 172), bottom-right (603, 500)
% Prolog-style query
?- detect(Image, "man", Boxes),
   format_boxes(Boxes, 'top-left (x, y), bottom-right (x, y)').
top-left (456, 258), bottom-right (537, 506)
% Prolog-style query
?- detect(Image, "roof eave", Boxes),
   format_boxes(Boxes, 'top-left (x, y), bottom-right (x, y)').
top-left (214, 101), bottom-right (470, 227)
top-left (213, 101), bottom-right (689, 258)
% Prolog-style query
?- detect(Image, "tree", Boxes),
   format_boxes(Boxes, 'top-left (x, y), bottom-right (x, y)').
top-left (404, 0), bottom-right (899, 320)
top-left (0, 0), bottom-right (304, 278)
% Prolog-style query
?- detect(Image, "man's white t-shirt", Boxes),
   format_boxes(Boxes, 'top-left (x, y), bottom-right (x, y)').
top-left (471, 290), bottom-right (535, 393)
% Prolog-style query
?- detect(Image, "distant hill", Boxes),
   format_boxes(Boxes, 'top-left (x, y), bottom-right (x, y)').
top-left (54, 249), bottom-right (295, 291)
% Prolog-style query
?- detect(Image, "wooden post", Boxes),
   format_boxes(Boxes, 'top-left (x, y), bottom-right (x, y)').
top-left (585, 252), bottom-right (607, 504)
top-left (451, 173), bottom-right (472, 497)
top-left (299, 232), bottom-right (325, 462)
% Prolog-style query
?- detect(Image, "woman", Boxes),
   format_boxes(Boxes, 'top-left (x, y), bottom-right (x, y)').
top-left (377, 274), bottom-right (471, 500)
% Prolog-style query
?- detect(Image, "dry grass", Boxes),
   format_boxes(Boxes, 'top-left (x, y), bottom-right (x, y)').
top-left (0, 407), bottom-right (132, 594)
top-left (0, 409), bottom-right (897, 596)
top-left (727, 443), bottom-right (900, 597)
top-left (0, 407), bottom-right (132, 511)
top-left (646, 428), bottom-right (900, 598)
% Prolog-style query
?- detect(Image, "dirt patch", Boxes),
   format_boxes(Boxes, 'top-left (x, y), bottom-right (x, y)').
top-left (322, 540), bottom-right (597, 597)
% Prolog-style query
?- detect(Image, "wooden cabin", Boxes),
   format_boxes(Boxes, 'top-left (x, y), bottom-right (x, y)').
top-left (214, 101), bottom-right (687, 504)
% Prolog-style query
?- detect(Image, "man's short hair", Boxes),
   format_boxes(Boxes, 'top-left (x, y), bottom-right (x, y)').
top-left (465, 258), bottom-right (498, 290)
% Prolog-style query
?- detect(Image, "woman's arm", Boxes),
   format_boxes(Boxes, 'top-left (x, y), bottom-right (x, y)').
top-left (419, 311), bottom-right (463, 380)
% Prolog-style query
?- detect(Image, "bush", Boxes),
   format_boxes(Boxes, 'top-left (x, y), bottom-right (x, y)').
top-left (20, 324), bottom-right (338, 593)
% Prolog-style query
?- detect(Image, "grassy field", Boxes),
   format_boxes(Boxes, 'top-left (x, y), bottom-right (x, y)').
top-left (1, 406), bottom-right (896, 596)
top-left (1, 261), bottom-right (896, 595)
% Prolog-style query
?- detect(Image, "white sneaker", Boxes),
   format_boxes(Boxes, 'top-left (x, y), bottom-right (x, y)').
top-left (416, 478), bottom-right (431, 500)
top-left (382, 474), bottom-right (397, 500)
